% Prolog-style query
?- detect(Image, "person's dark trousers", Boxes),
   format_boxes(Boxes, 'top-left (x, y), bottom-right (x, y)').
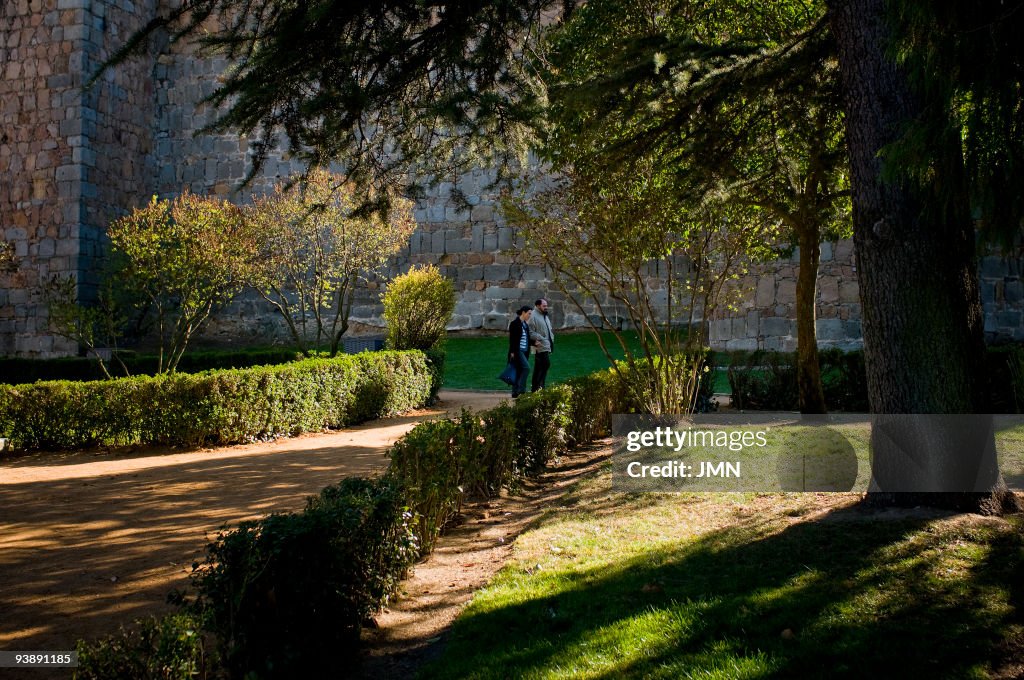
top-left (512, 350), bottom-right (530, 397)
top-left (531, 351), bottom-right (551, 392)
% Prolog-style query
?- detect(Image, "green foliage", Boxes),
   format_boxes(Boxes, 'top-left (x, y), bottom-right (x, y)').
top-left (382, 265), bottom-right (456, 352)
top-left (192, 476), bottom-right (417, 679)
top-left (0, 348), bottom-right (307, 385)
top-left (98, 1), bottom-right (562, 208)
top-left (240, 169), bottom-right (416, 356)
top-left (108, 193), bottom-right (247, 373)
top-left (726, 348), bottom-right (868, 412)
top-left (74, 613), bottom-right (215, 680)
top-left (887, 0), bottom-right (1024, 245)
top-left (0, 351), bottom-right (432, 452)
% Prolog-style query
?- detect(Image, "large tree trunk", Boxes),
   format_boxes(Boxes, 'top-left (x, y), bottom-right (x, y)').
top-left (828, 0), bottom-right (1019, 513)
top-left (795, 224), bottom-right (827, 414)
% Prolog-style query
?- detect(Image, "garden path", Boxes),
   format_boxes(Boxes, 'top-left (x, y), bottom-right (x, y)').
top-left (0, 390), bottom-right (506, 660)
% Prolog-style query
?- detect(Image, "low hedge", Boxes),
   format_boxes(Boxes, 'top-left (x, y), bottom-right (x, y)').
top-left (192, 477), bottom-right (418, 679)
top-left (0, 351), bottom-right (433, 452)
top-left (728, 345), bottom-right (1024, 412)
top-left (0, 349), bottom-right (306, 385)
top-left (147, 370), bottom-right (620, 680)
top-left (72, 362), bottom-right (670, 679)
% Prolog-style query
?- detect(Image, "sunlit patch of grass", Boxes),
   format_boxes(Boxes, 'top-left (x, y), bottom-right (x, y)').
top-left (422, 466), bottom-right (1024, 680)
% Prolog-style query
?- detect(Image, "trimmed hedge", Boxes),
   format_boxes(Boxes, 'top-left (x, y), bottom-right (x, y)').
top-left (0, 351), bottom-right (433, 451)
top-left (727, 346), bottom-right (1024, 413)
top-left (73, 364), bottom-right (643, 679)
top-left (0, 349), bottom-right (306, 385)
top-left (167, 370), bottom-right (619, 680)
top-left (193, 477), bottom-right (417, 678)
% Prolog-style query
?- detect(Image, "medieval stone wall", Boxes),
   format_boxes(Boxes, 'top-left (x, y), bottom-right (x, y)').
top-left (4, 3), bottom-right (1024, 357)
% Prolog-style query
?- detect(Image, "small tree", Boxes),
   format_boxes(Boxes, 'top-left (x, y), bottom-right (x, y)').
top-left (241, 169), bottom-right (417, 356)
top-left (506, 166), bottom-right (776, 414)
top-left (42, 274), bottom-right (129, 379)
top-left (381, 265), bottom-right (456, 351)
top-left (108, 192), bottom-right (246, 373)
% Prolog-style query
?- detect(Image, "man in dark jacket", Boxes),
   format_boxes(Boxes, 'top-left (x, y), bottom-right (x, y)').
top-left (508, 305), bottom-right (534, 398)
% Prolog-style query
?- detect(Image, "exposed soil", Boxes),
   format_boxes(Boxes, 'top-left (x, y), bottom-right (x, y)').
top-left (0, 390), bottom-right (506, 674)
top-left (356, 443), bottom-right (613, 679)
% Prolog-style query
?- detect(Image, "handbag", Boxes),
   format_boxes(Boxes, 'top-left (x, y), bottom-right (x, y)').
top-left (498, 360), bottom-right (517, 385)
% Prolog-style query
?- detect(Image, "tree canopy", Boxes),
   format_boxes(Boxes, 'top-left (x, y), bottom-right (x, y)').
top-left (100, 0), bottom-right (569, 205)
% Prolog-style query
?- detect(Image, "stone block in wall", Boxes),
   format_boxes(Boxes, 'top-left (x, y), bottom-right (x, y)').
top-left (471, 204), bottom-right (493, 222)
top-left (838, 281), bottom-right (859, 304)
top-left (776, 279), bottom-right (796, 305)
top-left (818, 276), bottom-right (839, 304)
top-left (498, 227), bottom-right (513, 250)
top-left (485, 285), bottom-right (518, 300)
top-left (815, 318), bottom-right (845, 342)
top-left (745, 310), bottom-right (759, 337)
top-left (755, 276), bottom-right (774, 308)
top-left (461, 265), bottom-right (483, 281)
top-left (725, 338), bottom-right (758, 351)
top-left (484, 264), bottom-right (510, 281)
top-left (760, 316), bottom-right (793, 338)
top-left (447, 238), bottom-right (471, 254)
top-left (483, 313), bottom-right (508, 330)
top-left (1005, 280), bottom-right (1022, 304)
top-left (996, 310), bottom-right (1021, 328)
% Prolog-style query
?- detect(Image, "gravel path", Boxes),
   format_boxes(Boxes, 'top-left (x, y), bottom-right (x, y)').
top-left (0, 390), bottom-right (506, 658)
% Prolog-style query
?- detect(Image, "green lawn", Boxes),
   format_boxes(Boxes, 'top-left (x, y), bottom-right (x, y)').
top-left (443, 332), bottom-right (731, 393)
top-left (421, 469), bottom-right (1024, 679)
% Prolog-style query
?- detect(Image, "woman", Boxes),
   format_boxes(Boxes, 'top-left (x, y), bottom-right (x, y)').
top-left (507, 305), bottom-right (533, 398)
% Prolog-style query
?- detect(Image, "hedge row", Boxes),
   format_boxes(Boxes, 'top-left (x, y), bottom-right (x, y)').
top-left (0, 348), bottom-right (309, 385)
top-left (75, 354), bottom-right (714, 679)
top-left (0, 351), bottom-right (434, 451)
top-left (727, 345), bottom-right (1024, 412)
top-left (74, 368), bottom-right (625, 680)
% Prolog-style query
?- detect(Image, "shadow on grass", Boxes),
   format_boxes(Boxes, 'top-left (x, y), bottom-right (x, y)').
top-left (423, 506), bottom-right (1024, 679)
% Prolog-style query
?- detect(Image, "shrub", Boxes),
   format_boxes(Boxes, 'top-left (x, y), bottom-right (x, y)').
top-left (193, 477), bottom-right (416, 679)
top-left (0, 351), bottom-right (432, 452)
top-left (0, 349), bottom-right (307, 385)
top-left (239, 169), bottom-right (416, 356)
top-left (614, 349), bottom-right (717, 414)
top-left (382, 265), bottom-right (456, 352)
top-left (75, 613), bottom-right (214, 680)
top-left (72, 361), bottom-right (621, 678)
top-left (727, 350), bottom-right (800, 411)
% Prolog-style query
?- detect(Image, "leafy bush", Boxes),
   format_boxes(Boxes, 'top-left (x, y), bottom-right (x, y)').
top-left (239, 169), bottom-right (416, 356)
top-left (614, 349), bottom-right (717, 414)
top-left (382, 265), bottom-right (456, 352)
top-left (73, 362), bottom-right (622, 678)
top-left (75, 613), bottom-right (215, 680)
top-left (727, 350), bottom-right (800, 411)
top-left (193, 477), bottom-right (417, 679)
top-left (0, 351), bottom-right (432, 452)
top-left (0, 348), bottom-right (311, 385)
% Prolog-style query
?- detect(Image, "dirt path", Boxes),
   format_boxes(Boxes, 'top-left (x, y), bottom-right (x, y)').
top-left (0, 390), bottom-right (506, 659)
top-left (357, 442), bottom-right (613, 679)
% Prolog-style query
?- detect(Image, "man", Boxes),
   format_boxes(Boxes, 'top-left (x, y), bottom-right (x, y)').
top-left (526, 297), bottom-right (554, 392)
top-left (508, 305), bottom-right (533, 398)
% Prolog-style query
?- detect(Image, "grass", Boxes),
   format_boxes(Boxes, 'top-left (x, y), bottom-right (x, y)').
top-left (421, 465), bottom-right (1024, 679)
top-left (443, 331), bottom-right (731, 393)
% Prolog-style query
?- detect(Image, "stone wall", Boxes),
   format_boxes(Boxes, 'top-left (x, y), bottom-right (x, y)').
top-left (5, 2), bottom-right (1024, 357)
top-left (709, 240), bottom-right (863, 352)
top-left (0, 0), bottom-right (160, 356)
